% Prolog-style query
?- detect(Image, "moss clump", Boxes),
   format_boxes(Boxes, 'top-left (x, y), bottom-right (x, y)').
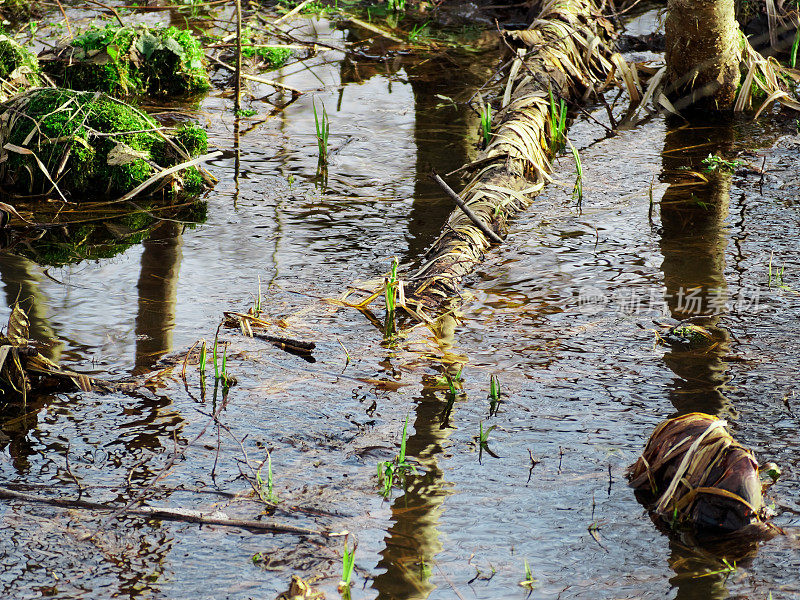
top-left (0, 88), bottom-right (209, 200)
top-left (0, 35), bottom-right (40, 95)
top-left (39, 24), bottom-right (210, 97)
top-left (0, 0), bottom-right (39, 23)
top-left (241, 29), bottom-right (293, 69)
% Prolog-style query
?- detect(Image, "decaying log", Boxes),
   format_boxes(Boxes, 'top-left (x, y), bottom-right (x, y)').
top-left (405, 0), bottom-right (620, 314)
top-left (627, 413), bottom-right (774, 534)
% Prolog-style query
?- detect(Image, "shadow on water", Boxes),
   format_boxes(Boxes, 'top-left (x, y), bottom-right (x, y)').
top-left (658, 118), bottom-right (736, 418)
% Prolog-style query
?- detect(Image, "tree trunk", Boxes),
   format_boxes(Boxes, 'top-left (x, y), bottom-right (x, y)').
top-left (665, 0), bottom-right (742, 110)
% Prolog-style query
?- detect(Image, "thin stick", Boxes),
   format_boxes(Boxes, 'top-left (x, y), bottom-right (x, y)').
top-left (206, 54), bottom-right (304, 96)
top-left (430, 172), bottom-right (504, 244)
top-left (234, 0), bottom-right (243, 114)
top-left (54, 0), bottom-right (72, 37)
top-left (274, 0), bottom-right (313, 24)
top-left (0, 486), bottom-right (325, 536)
top-left (83, 0), bottom-right (126, 27)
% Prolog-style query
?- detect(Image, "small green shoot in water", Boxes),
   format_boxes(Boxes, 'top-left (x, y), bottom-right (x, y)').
top-left (338, 536), bottom-right (357, 595)
top-left (478, 421), bottom-right (495, 448)
top-left (792, 27), bottom-right (800, 68)
top-left (548, 88), bottom-right (567, 155)
top-left (480, 103), bottom-right (492, 147)
top-left (256, 452), bottom-right (278, 503)
top-left (252, 277), bottom-right (263, 316)
top-left (198, 339), bottom-right (207, 375)
top-left (287, 173), bottom-right (295, 188)
top-left (568, 139), bottom-right (583, 205)
top-left (337, 338), bottom-right (351, 368)
top-left (313, 100), bottom-right (330, 164)
top-left (701, 153), bottom-right (741, 173)
top-left (489, 374), bottom-right (500, 402)
top-left (767, 251), bottom-right (786, 289)
top-left (385, 256), bottom-right (399, 314)
top-left (377, 415), bottom-right (418, 497)
top-left (213, 332), bottom-right (220, 380)
top-left (519, 559), bottom-right (537, 589)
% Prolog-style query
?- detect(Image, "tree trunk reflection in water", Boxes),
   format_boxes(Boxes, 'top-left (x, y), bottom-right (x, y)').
top-left (658, 119), bottom-right (735, 418)
top-left (134, 221), bottom-right (183, 374)
top-left (372, 315), bottom-right (461, 600)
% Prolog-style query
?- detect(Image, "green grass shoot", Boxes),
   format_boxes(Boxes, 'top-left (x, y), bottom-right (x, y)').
top-left (792, 26), bottom-right (800, 68)
top-left (253, 276), bottom-right (263, 315)
top-left (519, 559), bottom-right (537, 589)
top-left (377, 414), bottom-right (418, 497)
top-left (385, 256), bottom-right (399, 314)
top-left (480, 103), bottom-right (492, 147)
top-left (489, 374), bottom-right (500, 402)
top-left (313, 99), bottom-right (330, 164)
top-left (387, 0), bottom-right (406, 11)
top-left (199, 339), bottom-right (207, 375)
top-left (212, 332), bottom-right (219, 380)
top-left (338, 536), bottom-right (356, 594)
top-left (255, 452), bottom-right (278, 503)
top-left (478, 421), bottom-right (495, 448)
top-left (568, 139), bottom-right (583, 204)
top-left (409, 21), bottom-right (429, 42)
top-left (693, 557), bottom-right (736, 579)
top-left (548, 88), bottom-right (567, 155)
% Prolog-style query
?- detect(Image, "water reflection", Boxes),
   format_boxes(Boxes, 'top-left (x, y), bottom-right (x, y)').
top-left (658, 119), bottom-right (735, 417)
top-left (134, 221), bottom-right (184, 374)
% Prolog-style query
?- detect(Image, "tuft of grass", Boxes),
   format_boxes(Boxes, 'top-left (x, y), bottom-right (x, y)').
top-left (377, 415), bottom-right (418, 498)
top-left (385, 256), bottom-right (399, 314)
top-left (313, 99), bottom-right (330, 165)
top-left (387, 0), bottom-right (406, 11)
top-left (198, 339), bottom-right (207, 375)
top-left (792, 26), bottom-right (800, 69)
top-left (548, 88), bottom-right (567, 155)
top-left (488, 374), bottom-right (500, 402)
top-left (767, 251), bottom-right (785, 289)
top-left (693, 557), bottom-right (737, 579)
top-left (519, 559), bottom-right (537, 589)
top-left (478, 421), bottom-right (495, 449)
top-left (408, 21), bottom-right (429, 42)
top-left (480, 103), bottom-right (492, 147)
top-left (338, 536), bottom-right (357, 595)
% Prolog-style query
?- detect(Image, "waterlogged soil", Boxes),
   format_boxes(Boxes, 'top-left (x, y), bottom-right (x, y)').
top-left (1, 4), bottom-right (800, 600)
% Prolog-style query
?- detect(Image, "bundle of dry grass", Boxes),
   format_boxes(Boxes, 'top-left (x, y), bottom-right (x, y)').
top-left (627, 413), bottom-right (771, 534)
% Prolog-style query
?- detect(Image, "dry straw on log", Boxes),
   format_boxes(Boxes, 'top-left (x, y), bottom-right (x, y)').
top-left (405, 0), bottom-right (620, 315)
top-left (627, 413), bottom-right (773, 534)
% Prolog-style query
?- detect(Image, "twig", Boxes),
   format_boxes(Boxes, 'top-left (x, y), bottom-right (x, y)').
top-left (54, 0), bottom-right (72, 37)
top-left (83, 0), bottom-right (126, 27)
top-left (275, 0), bottom-right (314, 24)
top-left (234, 0), bottom-right (243, 114)
top-left (430, 171), bottom-right (504, 244)
top-left (207, 54), bottom-right (304, 96)
top-left (0, 486), bottom-right (325, 536)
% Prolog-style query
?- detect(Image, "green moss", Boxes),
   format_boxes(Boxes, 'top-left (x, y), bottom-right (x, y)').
top-left (40, 24), bottom-right (210, 97)
top-left (0, 35), bottom-right (40, 89)
top-left (0, 0), bottom-right (38, 23)
top-left (1, 88), bottom-right (209, 200)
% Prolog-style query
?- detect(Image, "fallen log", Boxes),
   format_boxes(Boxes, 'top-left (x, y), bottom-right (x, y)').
top-left (404, 0), bottom-right (620, 314)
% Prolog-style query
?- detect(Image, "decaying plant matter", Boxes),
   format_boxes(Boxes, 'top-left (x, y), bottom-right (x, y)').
top-left (404, 0), bottom-right (620, 315)
top-left (627, 413), bottom-right (776, 534)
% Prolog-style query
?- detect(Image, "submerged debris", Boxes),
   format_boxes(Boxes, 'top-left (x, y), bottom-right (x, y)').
top-left (39, 24), bottom-right (210, 97)
top-left (0, 88), bottom-right (210, 200)
top-left (628, 413), bottom-right (773, 534)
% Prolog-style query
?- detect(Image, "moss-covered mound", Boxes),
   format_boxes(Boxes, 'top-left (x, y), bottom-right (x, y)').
top-left (0, 35), bottom-right (40, 99)
top-left (38, 25), bottom-right (210, 97)
top-left (0, 87), bottom-right (209, 200)
top-left (0, 0), bottom-right (39, 24)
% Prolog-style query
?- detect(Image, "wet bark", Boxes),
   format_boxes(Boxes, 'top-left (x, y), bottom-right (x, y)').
top-left (664, 0), bottom-right (742, 110)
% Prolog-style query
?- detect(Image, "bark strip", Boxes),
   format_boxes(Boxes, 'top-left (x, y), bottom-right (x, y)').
top-left (405, 0), bottom-right (619, 315)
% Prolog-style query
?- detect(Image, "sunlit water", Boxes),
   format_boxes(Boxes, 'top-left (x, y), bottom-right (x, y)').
top-left (1, 4), bottom-right (799, 600)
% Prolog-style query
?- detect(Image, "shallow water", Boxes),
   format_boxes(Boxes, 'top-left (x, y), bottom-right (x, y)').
top-left (1, 4), bottom-right (800, 600)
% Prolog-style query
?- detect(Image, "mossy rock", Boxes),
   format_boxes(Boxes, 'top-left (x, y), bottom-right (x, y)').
top-left (0, 87), bottom-right (209, 200)
top-left (38, 24), bottom-right (210, 97)
top-left (0, 35), bottom-right (41, 98)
